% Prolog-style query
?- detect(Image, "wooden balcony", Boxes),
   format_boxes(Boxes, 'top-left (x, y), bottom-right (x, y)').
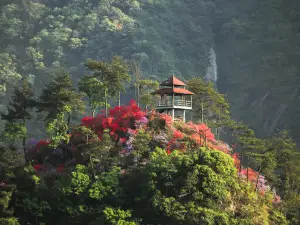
top-left (156, 100), bottom-right (192, 109)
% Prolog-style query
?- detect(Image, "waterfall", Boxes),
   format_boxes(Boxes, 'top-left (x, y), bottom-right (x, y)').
top-left (205, 47), bottom-right (218, 83)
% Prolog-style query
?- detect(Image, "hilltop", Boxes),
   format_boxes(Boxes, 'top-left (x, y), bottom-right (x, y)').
top-left (0, 101), bottom-right (286, 225)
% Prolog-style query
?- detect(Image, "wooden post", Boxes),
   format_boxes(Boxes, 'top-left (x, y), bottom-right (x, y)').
top-left (172, 93), bottom-right (175, 106)
top-left (172, 109), bottom-right (174, 121)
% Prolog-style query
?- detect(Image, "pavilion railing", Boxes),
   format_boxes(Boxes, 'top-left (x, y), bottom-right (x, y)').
top-left (157, 100), bottom-right (192, 108)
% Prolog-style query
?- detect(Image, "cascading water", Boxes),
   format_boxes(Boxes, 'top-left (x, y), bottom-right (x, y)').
top-left (205, 47), bottom-right (220, 137)
top-left (205, 47), bottom-right (218, 83)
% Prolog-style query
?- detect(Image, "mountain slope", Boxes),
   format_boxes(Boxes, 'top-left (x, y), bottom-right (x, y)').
top-left (0, 0), bottom-right (300, 143)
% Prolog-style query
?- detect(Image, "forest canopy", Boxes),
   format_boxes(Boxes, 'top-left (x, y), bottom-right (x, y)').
top-left (0, 0), bottom-right (300, 224)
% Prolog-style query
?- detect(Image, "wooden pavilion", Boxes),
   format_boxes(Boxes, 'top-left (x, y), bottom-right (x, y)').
top-left (151, 75), bottom-right (193, 122)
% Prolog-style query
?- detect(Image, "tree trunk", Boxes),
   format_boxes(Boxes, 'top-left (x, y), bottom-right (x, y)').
top-left (201, 103), bottom-right (204, 123)
top-left (255, 166), bottom-right (262, 191)
top-left (22, 117), bottom-right (27, 162)
top-left (118, 92), bottom-right (121, 107)
top-left (67, 112), bottom-right (71, 126)
top-left (137, 84), bottom-right (140, 107)
top-left (105, 88), bottom-right (108, 118)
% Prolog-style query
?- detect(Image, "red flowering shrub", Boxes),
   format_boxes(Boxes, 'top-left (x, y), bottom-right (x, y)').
top-left (28, 100), bottom-right (280, 204)
top-left (232, 152), bottom-right (241, 170)
top-left (212, 141), bottom-right (231, 154)
top-left (33, 164), bottom-right (44, 172)
top-left (239, 168), bottom-right (259, 182)
top-left (34, 140), bottom-right (50, 152)
top-left (81, 100), bottom-right (146, 141)
top-left (57, 164), bottom-right (64, 173)
top-left (159, 114), bottom-right (173, 127)
top-left (173, 130), bottom-right (184, 139)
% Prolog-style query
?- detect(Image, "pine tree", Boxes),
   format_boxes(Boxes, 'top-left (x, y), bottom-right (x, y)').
top-left (1, 77), bottom-right (34, 156)
top-left (0, 146), bottom-right (23, 225)
top-left (36, 69), bottom-right (84, 147)
top-left (139, 79), bottom-right (159, 111)
top-left (78, 75), bottom-right (106, 117)
top-left (129, 62), bottom-right (159, 110)
top-left (237, 129), bottom-right (300, 223)
top-left (85, 56), bottom-right (131, 117)
top-left (130, 61), bottom-right (142, 107)
top-left (187, 77), bottom-right (230, 137)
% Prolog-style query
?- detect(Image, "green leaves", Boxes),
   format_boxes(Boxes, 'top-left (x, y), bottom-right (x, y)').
top-left (89, 167), bottom-right (121, 200)
top-left (85, 56), bottom-right (131, 116)
top-left (188, 77), bottom-right (230, 127)
top-left (37, 69), bottom-right (84, 147)
top-left (78, 75), bottom-right (106, 116)
top-left (0, 53), bottom-right (22, 96)
top-left (102, 207), bottom-right (139, 225)
top-left (86, 56), bottom-right (131, 98)
top-left (1, 77), bottom-right (34, 150)
top-left (2, 122), bottom-right (27, 145)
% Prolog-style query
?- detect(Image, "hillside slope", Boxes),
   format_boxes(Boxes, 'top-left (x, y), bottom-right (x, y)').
top-left (4, 101), bottom-right (285, 225)
top-left (0, 0), bottom-right (299, 142)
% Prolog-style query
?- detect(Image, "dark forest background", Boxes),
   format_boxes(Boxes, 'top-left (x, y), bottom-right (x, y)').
top-left (0, 0), bottom-right (299, 143)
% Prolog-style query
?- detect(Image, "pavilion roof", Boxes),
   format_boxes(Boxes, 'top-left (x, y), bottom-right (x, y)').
top-left (160, 75), bottom-right (186, 86)
top-left (152, 88), bottom-right (194, 95)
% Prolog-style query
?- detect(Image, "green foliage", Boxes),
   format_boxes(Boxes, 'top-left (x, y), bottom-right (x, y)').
top-left (0, 218), bottom-right (20, 225)
top-left (1, 78), bottom-right (34, 149)
top-left (121, 147), bottom-right (285, 225)
top-left (233, 126), bottom-right (300, 224)
top-left (86, 56), bottom-right (131, 116)
top-left (45, 112), bottom-right (69, 147)
top-left (2, 123), bottom-right (27, 146)
top-left (89, 166), bottom-right (121, 200)
top-left (63, 165), bottom-right (90, 195)
top-left (130, 62), bottom-right (159, 109)
top-left (0, 53), bottom-right (22, 96)
top-left (132, 129), bottom-right (151, 161)
top-left (37, 69), bottom-right (84, 146)
top-left (102, 207), bottom-right (139, 225)
top-left (0, 1), bottom-right (298, 223)
top-left (188, 77), bottom-right (230, 136)
top-left (78, 75), bottom-right (106, 116)
top-left (37, 69), bottom-right (84, 121)
top-left (138, 79), bottom-right (159, 110)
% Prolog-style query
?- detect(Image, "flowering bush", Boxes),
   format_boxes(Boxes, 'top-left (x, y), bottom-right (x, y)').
top-left (28, 100), bottom-right (281, 204)
top-left (81, 100), bottom-right (146, 141)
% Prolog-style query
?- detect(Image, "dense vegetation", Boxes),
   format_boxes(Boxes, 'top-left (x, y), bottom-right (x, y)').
top-left (1, 0), bottom-right (299, 143)
top-left (0, 57), bottom-right (298, 224)
top-left (1, 0), bottom-right (300, 224)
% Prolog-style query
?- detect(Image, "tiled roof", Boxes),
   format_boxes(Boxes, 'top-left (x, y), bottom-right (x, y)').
top-left (160, 75), bottom-right (186, 86)
top-left (152, 88), bottom-right (193, 95)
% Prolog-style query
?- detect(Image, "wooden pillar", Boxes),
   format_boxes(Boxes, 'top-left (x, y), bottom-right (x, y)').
top-left (172, 109), bottom-right (175, 121)
top-left (172, 93), bottom-right (175, 106)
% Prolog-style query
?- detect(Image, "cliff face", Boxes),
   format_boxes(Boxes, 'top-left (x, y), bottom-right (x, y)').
top-left (213, 0), bottom-right (300, 143)
top-left (0, 0), bottom-right (299, 142)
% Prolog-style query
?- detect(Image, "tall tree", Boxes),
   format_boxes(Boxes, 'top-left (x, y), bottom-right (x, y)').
top-left (0, 146), bottom-right (23, 225)
top-left (85, 56), bottom-right (131, 117)
top-left (237, 129), bottom-right (300, 224)
top-left (130, 62), bottom-right (159, 110)
top-left (130, 61), bottom-right (142, 107)
top-left (138, 79), bottom-right (159, 111)
top-left (0, 53), bottom-right (22, 96)
top-left (36, 69), bottom-right (84, 147)
top-left (1, 77), bottom-right (34, 156)
top-left (188, 77), bottom-right (230, 137)
top-left (78, 75), bottom-right (106, 117)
